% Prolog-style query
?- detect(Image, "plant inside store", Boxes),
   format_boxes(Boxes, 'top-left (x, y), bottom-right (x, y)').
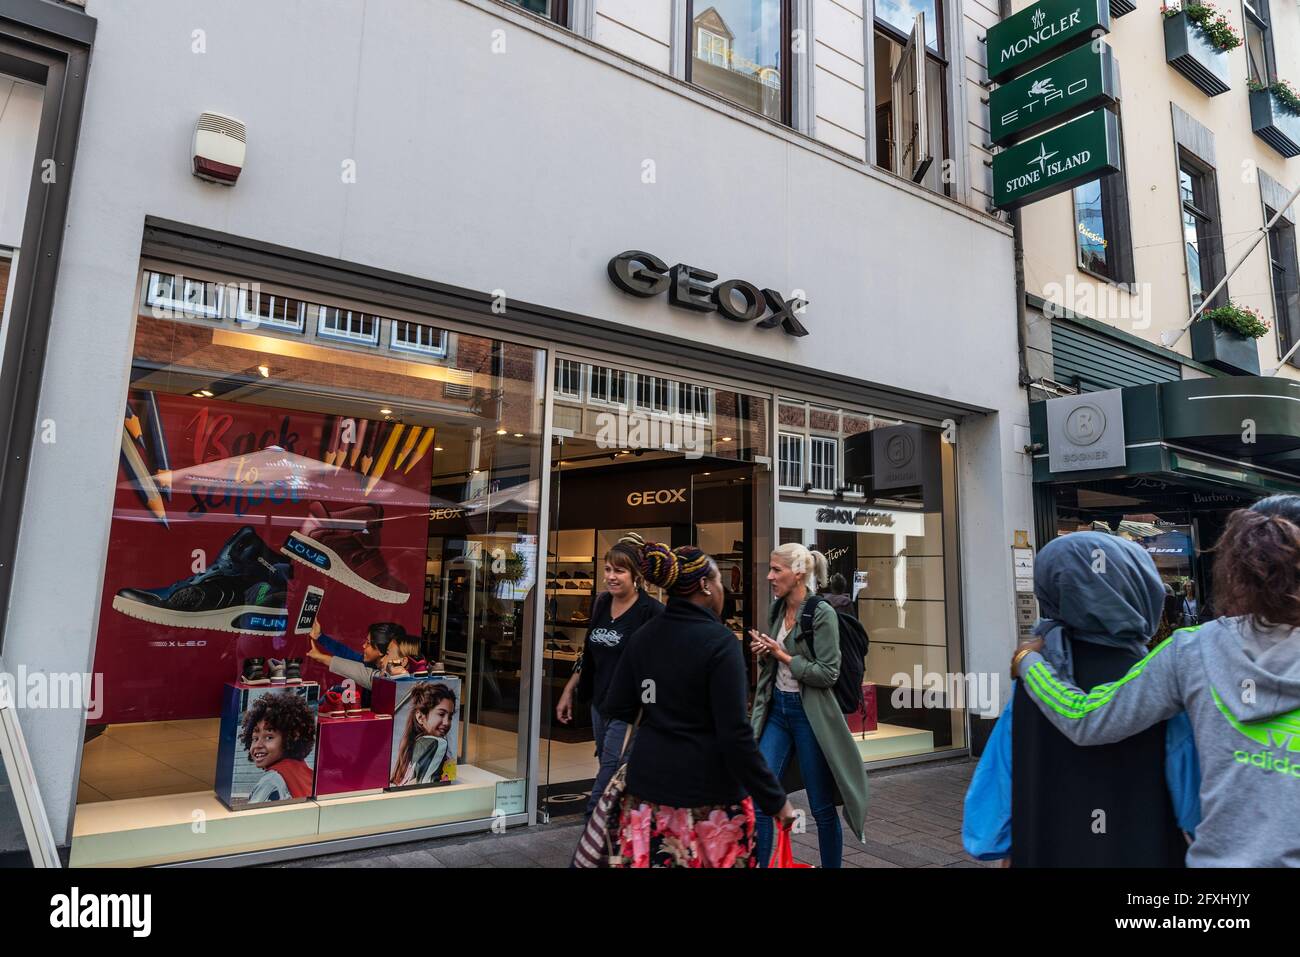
top-left (1160, 1), bottom-right (1242, 51)
top-left (1200, 301), bottom-right (1271, 338)
top-left (1249, 78), bottom-right (1300, 112)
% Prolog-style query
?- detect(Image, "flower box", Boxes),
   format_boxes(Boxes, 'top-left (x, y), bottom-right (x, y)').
top-left (1110, 0), bottom-right (1135, 15)
top-left (1250, 88), bottom-right (1300, 158)
top-left (1190, 320), bottom-right (1261, 375)
top-left (1164, 11), bottom-right (1230, 96)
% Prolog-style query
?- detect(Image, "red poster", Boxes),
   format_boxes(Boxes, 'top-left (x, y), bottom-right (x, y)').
top-left (93, 392), bottom-right (434, 724)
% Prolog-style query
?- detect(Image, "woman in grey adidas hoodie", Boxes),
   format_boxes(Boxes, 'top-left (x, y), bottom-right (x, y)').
top-left (1014, 496), bottom-right (1300, 867)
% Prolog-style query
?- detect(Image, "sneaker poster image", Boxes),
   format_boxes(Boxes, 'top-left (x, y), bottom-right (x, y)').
top-left (91, 391), bottom-right (432, 725)
top-left (386, 676), bottom-right (462, 789)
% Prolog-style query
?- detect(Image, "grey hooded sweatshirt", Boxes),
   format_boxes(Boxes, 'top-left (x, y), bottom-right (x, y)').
top-left (1019, 616), bottom-right (1300, 867)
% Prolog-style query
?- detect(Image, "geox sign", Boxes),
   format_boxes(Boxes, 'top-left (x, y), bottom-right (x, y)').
top-left (986, 0), bottom-right (1109, 83)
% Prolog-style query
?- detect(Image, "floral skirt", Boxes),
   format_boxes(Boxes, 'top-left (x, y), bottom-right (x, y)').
top-left (610, 793), bottom-right (757, 868)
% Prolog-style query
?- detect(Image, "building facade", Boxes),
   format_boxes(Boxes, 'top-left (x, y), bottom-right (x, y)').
top-left (0, 0), bottom-right (1031, 866)
top-left (1001, 0), bottom-right (1300, 614)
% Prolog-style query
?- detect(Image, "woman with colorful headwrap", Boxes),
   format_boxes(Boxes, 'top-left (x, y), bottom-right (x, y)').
top-left (599, 543), bottom-right (796, 867)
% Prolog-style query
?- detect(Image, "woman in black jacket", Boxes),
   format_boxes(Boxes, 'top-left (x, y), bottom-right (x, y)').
top-left (602, 543), bottom-right (796, 868)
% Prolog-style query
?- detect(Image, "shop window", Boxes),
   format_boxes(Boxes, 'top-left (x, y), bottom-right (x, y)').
top-left (144, 271), bottom-right (226, 320)
top-left (238, 290), bottom-right (307, 333)
top-left (390, 319), bottom-right (448, 357)
top-left (1073, 113), bottom-right (1134, 285)
top-left (680, 382), bottom-right (712, 422)
top-left (554, 357), bottom-right (583, 399)
top-left (316, 305), bottom-right (379, 345)
top-left (809, 436), bottom-right (838, 492)
top-left (76, 269), bottom-right (545, 866)
top-left (1267, 208), bottom-right (1300, 366)
top-left (634, 374), bottom-right (673, 414)
top-left (776, 401), bottom-right (965, 763)
top-left (501, 0), bottom-right (569, 25)
top-left (588, 365), bottom-right (628, 406)
top-left (1178, 155), bottom-right (1227, 312)
top-left (687, 0), bottom-right (790, 124)
top-left (1243, 0), bottom-right (1276, 85)
top-left (778, 431), bottom-right (804, 489)
top-left (874, 7), bottom-right (948, 193)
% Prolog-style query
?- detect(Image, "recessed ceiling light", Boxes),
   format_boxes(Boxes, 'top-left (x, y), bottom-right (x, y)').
top-left (514, 433), bottom-right (524, 438)
top-left (380, 408), bottom-right (393, 415)
top-left (199, 390), bottom-right (214, 398)
top-left (434, 446), bottom-right (444, 452)
top-left (721, 436), bottom-right (733, 442)
top-left (496, 429), bottom-right (508, 435)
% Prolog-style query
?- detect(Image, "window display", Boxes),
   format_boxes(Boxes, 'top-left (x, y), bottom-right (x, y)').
top-left (71, 268), bottom-right (545, 866)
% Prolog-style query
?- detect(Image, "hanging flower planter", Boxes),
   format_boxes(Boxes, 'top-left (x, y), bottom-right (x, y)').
top-left (1162, 3), bottom-right (1238, 96)
top-left (1249, 81), bottom-right (1300, 158)
top-left (1190, 302), bottom-right (1268, 376)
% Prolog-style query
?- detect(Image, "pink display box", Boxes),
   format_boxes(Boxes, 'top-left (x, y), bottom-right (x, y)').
top-left (845, 684), bottom-right (879, 735)
top-left (314, 712), bottom-right (393, 797)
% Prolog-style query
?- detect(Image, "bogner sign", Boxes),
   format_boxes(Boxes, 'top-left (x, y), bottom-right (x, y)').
top-left (993, 108), bottom-right (1121, 210)
top-left (989, 43), bottom-right (1119, 145)
top-left (986, 0), bottom-right (1110, 83)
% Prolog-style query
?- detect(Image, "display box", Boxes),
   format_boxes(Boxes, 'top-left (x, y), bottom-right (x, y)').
top-left (215, 682), bottom-right (320, 811)
top-left (372, 674), bottom-right (462, 790)
top-left (314, 712), bottom-right (393, 798)
top-left (846, 684), bottom-right (879, 736)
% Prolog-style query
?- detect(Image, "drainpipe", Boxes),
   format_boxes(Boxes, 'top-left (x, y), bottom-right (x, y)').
top-left (998, 0), bottom-right (1032, 388)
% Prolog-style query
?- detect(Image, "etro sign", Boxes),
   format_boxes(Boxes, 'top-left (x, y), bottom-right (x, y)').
top-left (608, 250), bottom-right (810, 337)
top-left (986, 0), bottom-right (1109, 83)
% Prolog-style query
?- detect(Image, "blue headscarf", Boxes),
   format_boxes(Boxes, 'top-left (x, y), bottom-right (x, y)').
top-left (1031, 532), bottom-right (1166, 683)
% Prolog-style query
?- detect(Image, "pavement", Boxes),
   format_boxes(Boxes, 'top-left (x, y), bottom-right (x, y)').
top-left (271, 757), bottom-right (997, 869)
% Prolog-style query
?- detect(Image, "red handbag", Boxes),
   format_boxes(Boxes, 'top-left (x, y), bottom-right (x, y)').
top-left (768, 824), bottom-right (814, 869)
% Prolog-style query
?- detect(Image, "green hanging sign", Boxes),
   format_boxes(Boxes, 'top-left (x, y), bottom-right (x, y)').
top-left (993, 108), bottom-right (1121, 210)
top-left (986, 0), bottom-right (1110, 83)
top-left (989, 43), bottom-right (1120, 145)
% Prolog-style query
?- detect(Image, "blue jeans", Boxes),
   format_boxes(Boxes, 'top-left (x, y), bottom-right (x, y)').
top-left (586, 705), bottom-right (630, 816)
top-left (755, 689), bottom-right (843, 868)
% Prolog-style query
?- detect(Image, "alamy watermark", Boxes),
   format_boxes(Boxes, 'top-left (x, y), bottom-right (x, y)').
top-left (889, 668), bottom-right (1001, 718)
top-left (593, 406), bottom-right (707, 460)
top-left (0, 668), bottom-right (104, 719)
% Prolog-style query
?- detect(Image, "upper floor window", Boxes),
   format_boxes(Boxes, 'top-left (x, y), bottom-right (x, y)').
top-left (680, 382), bottom-right (712, 421)
top-left (688, 1), bottom-right (789, 124)
top-left (635, 374), bottom-right (673, 414)
top-left (778, 432), bottom-right (804, 489)
top-left (1179, 155), bottom-right (1226, 312)
top-left (1266, 208), bottom-right (1300, 366)
top-left (874, 6), bottom-right (948, 194)
top-left (809, 436), bottom-right (838, 492)
top-left (589, 365), bottom-right (628, 406)
top-left (1073, 112), bottom-right (1134, 285)
top-left (390, 319), bottom-right (448, 358)
top-left (317, 306), bottom-right (379, 345)
top-left (1243, 0), bottom-right (1276, 85)
top-left (502, 0), bottom-right (569, 25)
top-left (554, 358), bottom-right (583, 399)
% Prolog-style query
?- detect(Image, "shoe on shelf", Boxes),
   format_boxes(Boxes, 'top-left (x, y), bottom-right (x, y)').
top-left (241, 658), bottom-right (269, 685)
top-left (112, 527), bottom-right (291, 635)
top-left (280, 502), bottom-right (409, 604)
top-left (266, 658), bottom-right (287, 683)
top-left (320, 690), bottom-right (345, 716)
top-left (285, 658), bottom-right (303, 683)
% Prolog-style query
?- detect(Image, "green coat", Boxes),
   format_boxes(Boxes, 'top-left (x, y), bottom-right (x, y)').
top-left (751, 598), bottom-right (869, 842)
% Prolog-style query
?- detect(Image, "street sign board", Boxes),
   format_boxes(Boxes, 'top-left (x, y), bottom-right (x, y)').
top-left (992, 108), bottom-right (1121, 210)
top-left (986, 0), bottom-right (1110, 83)
top-left (990, 42), bottom-right (1120, 145)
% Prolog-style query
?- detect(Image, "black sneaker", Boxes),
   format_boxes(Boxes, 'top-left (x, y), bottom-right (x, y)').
top-left (242, 657), bottom-right (269, 685)
top-left (112, 526), bottom-right (291, 635)
top-left (285, 658), bottom-right (303, 683)
top-left (267, 658), bottom-right (287, 683)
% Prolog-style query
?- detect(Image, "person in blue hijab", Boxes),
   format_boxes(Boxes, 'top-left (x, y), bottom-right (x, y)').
top-left (962, 532), bottom-right (1201, 866)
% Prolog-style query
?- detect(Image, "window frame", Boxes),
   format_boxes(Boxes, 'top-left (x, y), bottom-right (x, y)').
top-left (316, 305), bottom-right (381, 346)
top-left (389, 318), bottom-right (449, 358)
top-left (1178, 153), bottom-right (1227, 313)
top-left (1072, 110), bottom-right (1135, 287)
top-left (633, 373), bottom-right (675, 416)
top-left (1242, 0), bottom-right (1276, 86)
top-left (778, 431), bottom-right (805, 491)
top-left (685, 0), bottom-right (793, 127)
top-left (553, 357), bottom-right (584, 401)
top-left (872, 6), bottom-right (952, 197)
top-left (587, 364), bottom-right (629, 407)
top-left (1265, 206), bottom-right (1300, 366)
top-left (678, 381), bottom-right (713, 423)
top-left (501, 0), bottom-right (570, 27)
top-left (808, 435), bottom-right (839, 493)
top-left (238, 290), bottom-right (307, 333)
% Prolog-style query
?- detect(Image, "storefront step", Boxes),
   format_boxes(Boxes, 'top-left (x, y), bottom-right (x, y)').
top-left (70, 765), bottom-right (507, 867)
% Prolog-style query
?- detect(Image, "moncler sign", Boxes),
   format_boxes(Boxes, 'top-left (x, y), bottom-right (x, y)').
top-left (985, 0), bottom-right (1109, 83)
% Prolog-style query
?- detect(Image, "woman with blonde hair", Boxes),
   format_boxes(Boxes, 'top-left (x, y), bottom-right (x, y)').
top-left (750, 542), bottom-right (869, 867)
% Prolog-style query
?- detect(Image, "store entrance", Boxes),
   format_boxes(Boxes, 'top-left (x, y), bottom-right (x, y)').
top-left (536, 360), bottom-right (772, 818)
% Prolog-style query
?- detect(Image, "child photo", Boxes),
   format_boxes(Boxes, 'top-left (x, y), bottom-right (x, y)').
top-left (390, 679), bottom-right (460, 788)
top-left (236, 687), bottom-right (318, 807)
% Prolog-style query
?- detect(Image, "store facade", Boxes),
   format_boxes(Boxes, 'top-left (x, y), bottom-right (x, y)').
top-left (0, 0), bottom-right (1032, 866)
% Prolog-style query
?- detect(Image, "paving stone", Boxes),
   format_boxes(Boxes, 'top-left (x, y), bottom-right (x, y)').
top-left (387, 849), bottom-right (446, 868)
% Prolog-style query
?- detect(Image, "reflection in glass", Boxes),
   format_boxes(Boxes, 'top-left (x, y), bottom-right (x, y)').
top-left (1074, 181), bottom-right (1108, 275)
top-left (691, 1), bottom-right (784, 121)
top-left (876, 0), bottom-right (940, 51)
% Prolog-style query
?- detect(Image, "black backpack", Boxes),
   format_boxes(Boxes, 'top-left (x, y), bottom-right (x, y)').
top-left (797, 594), bottom-right (869, 714)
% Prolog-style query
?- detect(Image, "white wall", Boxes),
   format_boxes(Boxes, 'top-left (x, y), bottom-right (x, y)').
top-left (814, 0), bottom-right (868, 159)
top-left (10, 0), bottom-right (1029, 840)
top-left (593, 0), bottom-right (672, 71)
